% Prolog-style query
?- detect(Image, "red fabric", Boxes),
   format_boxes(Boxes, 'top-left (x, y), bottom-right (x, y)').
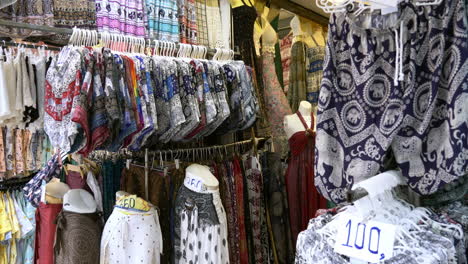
top-left (66, 171), bottom-right (91, 192)
top-left (122, 56), bottom-right (143, 147)
top-left (44, 71), bottom-right (81, 121)
top-left (34, 202), bottom-right (63, 264)
top-left (285, 112), bottom-right (327, 245)
top-left (233, 157), bottom-right (249, 264)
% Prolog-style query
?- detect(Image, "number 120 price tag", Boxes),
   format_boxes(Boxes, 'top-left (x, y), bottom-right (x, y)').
top-left (334, 215), bottom-right (396, 263)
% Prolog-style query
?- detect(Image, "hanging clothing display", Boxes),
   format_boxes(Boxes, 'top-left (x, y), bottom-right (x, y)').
top-left (34, 202), bottom-right (62, 264)
top-left (95, 0), bottom-right (146, 37)
top-left (287, 41), bottom-right (307, 113)
top-left (0, 0), bottom-right (54, 37)
top-left (285, 111), bottom-right (326, 245)
top-left (295, 192), bottom-right (467, 263)
top-left (0, 188), bottom-right (35, 264)
top-left (173, 184), bottom-right (229, 264)
top-left (242, 154), bottom-right (269, 263)
top-left (305, 46), bottom-right (325, 108)
top-left (100, 206), bottom-right (163, 264)
top-left (0, 127), bottom-right (49, 180)
top-left (315, 0), bottom-right (468, 204)
top-left (261, 43), bottom-right (292, 156)
top-left (41, 45), bottom-right (258, 155)
top-left (54, 211), bottom-right (102, 264)
top-left (280, 33), bottom-right (293, 94)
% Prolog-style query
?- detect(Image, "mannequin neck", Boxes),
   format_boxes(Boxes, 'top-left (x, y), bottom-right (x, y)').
top-left (185, 164), bottom-right (219, 192)
top-left (298, 102), bottom-right (312, 116)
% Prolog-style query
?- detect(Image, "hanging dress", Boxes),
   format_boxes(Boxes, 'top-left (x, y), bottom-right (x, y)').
top-left (287, 41), bottom-right (307, 113)
top-left (285, 111), bottom-right (326, 245)
top-left (262, 44), bottom-right (292, 157)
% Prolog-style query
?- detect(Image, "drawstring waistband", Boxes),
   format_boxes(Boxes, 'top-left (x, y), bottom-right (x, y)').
top-left (393, 21), bottom-right (405, 86)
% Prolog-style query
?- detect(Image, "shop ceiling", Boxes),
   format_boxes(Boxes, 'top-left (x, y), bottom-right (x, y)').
top-left (272, 0), bottom-right (330, 26)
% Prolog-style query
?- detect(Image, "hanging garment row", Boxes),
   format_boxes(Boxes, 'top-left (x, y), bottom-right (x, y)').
top-left (0, 38), bottom-right (259, 156)
top-left (18, 138), bottom-right (292, 264)
top-left (0, 43), bottom-right (56, 180)
top-left (0, 0), bottom-right (231, 48)
top-left (0, 185), bottom-right (36, 264)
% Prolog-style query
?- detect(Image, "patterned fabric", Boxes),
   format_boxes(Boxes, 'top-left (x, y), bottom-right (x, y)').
top-left (306, 46), bottom-right (325, 107)
top-left (243, 155), bottom-right (269, 263)
top-left (174, 185), bottom-right (229, 264)
top-left (159, 59), bottom-right (185, 143)
top-left (0, 128), bottom-right (5, 178)
top-left (0, 0), bottom-right (54, 37)
top-left (280, 33), bottom-right (293, 93)
top-left (52, 0), bottom-right (96, 28)
top-left (96, 0), bottom-right (146, 36)
top-left (199, 62), bottom-right (231, 137)
top-left (146, 0), bottom-right (159, 38)
top-left (261, 48), bottom-right (292, 156)
top-left (315, 0), bottom-right (468, 204)
top-left (215, 161), bottom-right (239, 264)
top-left (156, 0), bottom-right (180, 42)
top-left (54, 211), bottom-right (102, 264)
top-left (44, 47), bottom-right (82, 154)
top-left (178, 0), bottom-right (197, 44)
top-left (100, 207), bottom-right (163, 264)
top-left (23, 154), bottom-right (61, 207)
top-left (206, 0), bottom-right (222, 48)
top-left (171, 60), bottom-right (200, 140)
top-left (287, 41), bottom-right (307, 113)
top-left (233, 157), bottom-right (249, 264)
top-left (262, 152), bottom-right (295, 264)
top-left (195, 0), bottom-right (209, 46)
top-left (295, 211), bottom-right (460, 264)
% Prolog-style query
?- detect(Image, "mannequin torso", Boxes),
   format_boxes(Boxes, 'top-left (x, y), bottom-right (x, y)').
top-left (45, 178), bottom-right (70, 204)
top-left (291, 15), bottom-right (317, 48)
top-left (184, 164), bottom-right (219, 192)
top-left (284, 101), bottom-right (314, 139)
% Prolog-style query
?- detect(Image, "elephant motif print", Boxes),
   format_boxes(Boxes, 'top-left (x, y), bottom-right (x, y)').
top-left (370, 83), bottom-right (385, 98)
top-left (383, 108), bottom-right (400, 126)
top-left (426, 121), bottom-right (454, 166)
top-left (450, 92), bottom-right (468, 128)
top-left (346, 158), bottom-right (380, 183)
top-left (338, 72), bottom-right (352, 89)
top-left (417, 91), bottom-right (430, 114)
top-left (392, 135), bottom-right (425, 177)
top-left (319, 87), bottom-right (330, 106)
top-left (346, 108), bottom-right (361, 124)
top-left (315, 129), bottom-right (345, 187)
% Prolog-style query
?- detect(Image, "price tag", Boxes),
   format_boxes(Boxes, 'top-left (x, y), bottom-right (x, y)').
top-left (184, 173), bottom-right (207, 193)
top-left (334, 215), bottom-right (396, 263)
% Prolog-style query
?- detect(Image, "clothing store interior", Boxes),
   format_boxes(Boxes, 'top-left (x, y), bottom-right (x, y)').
top-left (0, 0), bottom-right (466, 263)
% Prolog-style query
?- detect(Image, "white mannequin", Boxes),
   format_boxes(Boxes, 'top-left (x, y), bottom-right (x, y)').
top-left (291, 15), bottom-right (318, 48)
top-left (63, 189), bottom-right (97, 214)
top-left (284, 101), bottom-right (314, 139)
top-left (261, 21), bottom-right (278, 47)
top-left (45, 178), bottom-right (70, 204)
top-left (116, 190), bottom-right (131, 200)
top-left (184, 164), bottom-right (219, 192)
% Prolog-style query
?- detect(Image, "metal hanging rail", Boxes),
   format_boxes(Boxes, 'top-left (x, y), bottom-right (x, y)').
top-left (0, 19), bottom-right (239, 55)
top-left (0, 40), bottom-right (61, 51)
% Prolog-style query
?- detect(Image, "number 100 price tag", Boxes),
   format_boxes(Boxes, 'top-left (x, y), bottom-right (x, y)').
top-left (334, 215), bottom-right (396, 263)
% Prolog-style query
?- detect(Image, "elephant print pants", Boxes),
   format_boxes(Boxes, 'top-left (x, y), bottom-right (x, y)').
top-left (314, 0), bottom-right (468, 204)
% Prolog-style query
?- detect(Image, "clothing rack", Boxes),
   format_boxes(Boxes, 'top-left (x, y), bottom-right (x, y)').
top-left (0, 19), bottom-right (239, 55)
top-left (0, 40), bottom-right (61, 51)
top-left (89, 137), bottom-right (268, 161)
top-left (0, 175), bottom-right (34, 190)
